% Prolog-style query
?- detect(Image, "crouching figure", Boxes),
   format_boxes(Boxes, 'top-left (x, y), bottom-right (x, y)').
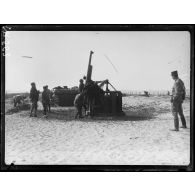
top-left (13, 95), bottom-right (26, 108)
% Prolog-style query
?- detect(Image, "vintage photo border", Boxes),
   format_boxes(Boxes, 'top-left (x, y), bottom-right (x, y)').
top-left (0, 24), bottom-right (194, 171)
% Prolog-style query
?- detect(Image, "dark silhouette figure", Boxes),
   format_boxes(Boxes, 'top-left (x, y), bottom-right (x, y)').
top-left (30, 82), bottom-right (39, 117)
top-left (82, 80), bottom-right (104, 117)
top-left (42, 86), bottom-right (50, 117)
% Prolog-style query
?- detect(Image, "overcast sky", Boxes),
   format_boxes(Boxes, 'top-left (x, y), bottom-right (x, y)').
top-left (5, 31), bottom-right (190, 92)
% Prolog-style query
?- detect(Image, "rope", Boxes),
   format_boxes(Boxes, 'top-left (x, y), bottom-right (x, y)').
top-left (104, 54), bottom-right (119, 74)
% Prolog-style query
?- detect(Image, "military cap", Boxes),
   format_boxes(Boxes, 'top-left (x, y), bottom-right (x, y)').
top-left (171, 71), bottom-right (178, 77)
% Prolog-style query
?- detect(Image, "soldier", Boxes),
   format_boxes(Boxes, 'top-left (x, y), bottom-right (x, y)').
top-left (13, 95), bottom-right (26, 107)
top-left (30, 82), bottom-right (39, 117)
top-left (78, 79), bottom-right (87, 114)
top-left (74, 93), bottom-right (84, 119)
top-left (79, 79), bottom-right (84, 93)
top-left (83, 76), bottom-right (87, 85)
top-left (45, 85), bottom-right (51, 112)
top-left (170, 71), bottom-right (187, 131)
top-left (42, 86), bottom-right (50, 117)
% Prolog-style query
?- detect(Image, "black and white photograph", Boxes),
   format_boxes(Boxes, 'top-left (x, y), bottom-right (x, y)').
top-left (1, 25), bottom-right (193, 169)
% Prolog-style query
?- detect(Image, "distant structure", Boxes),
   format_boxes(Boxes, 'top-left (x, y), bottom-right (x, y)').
top-left (144, 91), bottom-right (150, 97)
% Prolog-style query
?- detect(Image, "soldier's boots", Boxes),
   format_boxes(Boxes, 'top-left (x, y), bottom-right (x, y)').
top-left (180, 126), bottom-right (187, 129)
top-left (180, 116), bottom-right (187, 128)
top-left (170, 129), bottom-right (179, 131)
top-left (174, 118), bottom-right (179, 131)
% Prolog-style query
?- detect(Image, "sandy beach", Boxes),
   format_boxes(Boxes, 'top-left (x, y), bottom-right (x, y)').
top-left (5, 95), bottom-right (190, 165)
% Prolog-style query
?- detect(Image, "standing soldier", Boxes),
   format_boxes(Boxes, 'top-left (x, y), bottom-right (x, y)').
top-left (30, 82), bottom-right (39, 117)
top-left (80, 77), bottom-right (87, 114)
top-left (170, 71), bottom-right (187, 131)
top-left (42, 86), bottom-right (50, 117)
top-left (83, 76), bottom-right (87, 86)
top-left (79, 79), bottom-right (84, 93)
top-left (74, 93), bottom-right (84, 119)
top-left (45, 85), bottom-right (51, 112)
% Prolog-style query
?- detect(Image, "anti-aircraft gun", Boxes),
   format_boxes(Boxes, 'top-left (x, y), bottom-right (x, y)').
top-left (84, 50), bottom-right (123, 116)
top-left (51, 50), bottom-right (124, 116)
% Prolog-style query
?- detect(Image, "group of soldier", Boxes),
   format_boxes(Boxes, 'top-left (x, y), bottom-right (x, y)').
top-left (74, 70), bottom-right (188, 131)
top-left (13, 70), bottom-right (187, 131)
top-left (29, 82), bottom-right (51, 117)
top-left (74, 76), bottom-right (106, 119)
top-left (28, 76), bottom-right (93, 119)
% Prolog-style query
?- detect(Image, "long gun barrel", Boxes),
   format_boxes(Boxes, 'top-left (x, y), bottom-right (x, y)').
top-left (86, 50), bottom-right (94, 83)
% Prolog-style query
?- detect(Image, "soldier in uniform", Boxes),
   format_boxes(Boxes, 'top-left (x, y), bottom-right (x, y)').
top-left (30, 82), bottom-right (39, 117)
top-left (79, 79), bottom-right (84, 93)
top-left (13, 95), bottom-right (27, 107)
top-left (83, 76), bottom-right (87, 86)
top-left (45, 85), bottom-right (51, 112)
top-left (170, 71), bottom-right (187, 131)
top-left (79, 79), bottom-right (87, 114)
top-left (74, 93), bottom-right (84, 119)
top-left (42, 86), bottom-right (50, 117)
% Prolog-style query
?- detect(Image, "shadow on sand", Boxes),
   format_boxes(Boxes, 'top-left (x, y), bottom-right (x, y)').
top-left (17, 108), bottom-right (154, 122)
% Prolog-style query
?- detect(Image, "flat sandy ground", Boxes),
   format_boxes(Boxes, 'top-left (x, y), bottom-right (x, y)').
top-left (4, 96), bottom-right (190, 165)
